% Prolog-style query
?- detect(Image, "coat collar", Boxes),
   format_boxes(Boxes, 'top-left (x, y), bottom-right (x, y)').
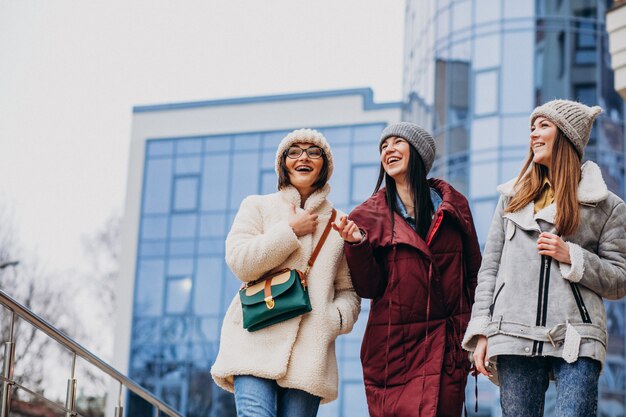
top-left (279, 184), bottom-right (331, 213)
top-left (497, 161), bottom-right (608, 231)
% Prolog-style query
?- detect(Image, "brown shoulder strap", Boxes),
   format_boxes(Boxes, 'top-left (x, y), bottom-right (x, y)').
top-left (305, 209), bottom-right (336, 275)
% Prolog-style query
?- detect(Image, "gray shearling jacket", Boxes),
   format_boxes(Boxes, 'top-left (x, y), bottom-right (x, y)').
top-left (462, 161), bottom-right (626, 368)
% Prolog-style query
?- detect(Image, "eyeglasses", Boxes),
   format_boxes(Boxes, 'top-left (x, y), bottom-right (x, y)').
top-left (285, 146), bottom-right (324, 159)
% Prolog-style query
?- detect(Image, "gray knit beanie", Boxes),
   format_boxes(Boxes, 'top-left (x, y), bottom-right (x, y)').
top-left (275, 128), bottom-right (333, 178)
top-left (379, 122), bottom-right (436, 174)
top-left (530, 99), bottom-right (603, 158)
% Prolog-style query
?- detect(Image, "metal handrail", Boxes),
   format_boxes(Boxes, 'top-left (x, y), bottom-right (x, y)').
top-left (0, 289), bottom-right (184, 417)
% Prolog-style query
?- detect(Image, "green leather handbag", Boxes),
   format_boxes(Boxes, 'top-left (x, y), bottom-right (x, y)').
top-left (239, 209), bottom-right (337, 332)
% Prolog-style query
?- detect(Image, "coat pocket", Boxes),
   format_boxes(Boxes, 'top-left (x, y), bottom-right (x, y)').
top-left (489, 283), bottom-right (505, 318)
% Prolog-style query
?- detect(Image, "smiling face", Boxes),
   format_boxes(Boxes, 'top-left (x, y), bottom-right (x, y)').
top-left (530, 117), bottom-right (557, 169)
top-left (284, 142), bottom-right (325, 194)
top-left (380, 136), bottom-right (411, 183)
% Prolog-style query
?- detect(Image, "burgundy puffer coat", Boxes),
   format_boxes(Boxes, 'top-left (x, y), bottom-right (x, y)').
top-left (345, 179), bottom-right (481, 417)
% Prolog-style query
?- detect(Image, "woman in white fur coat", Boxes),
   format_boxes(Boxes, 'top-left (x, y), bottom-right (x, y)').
top-left (211, 128), bottom-right (361, 417)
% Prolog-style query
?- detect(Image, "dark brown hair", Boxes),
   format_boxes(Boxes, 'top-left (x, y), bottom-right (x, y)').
top-left (506, 128), bottom-right (581, 236)
top-left (277, 148), bottom-right (329, 191)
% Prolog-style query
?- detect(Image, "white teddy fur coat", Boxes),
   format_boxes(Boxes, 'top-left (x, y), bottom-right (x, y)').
top-left (210, 184), bottom-right (361, 404)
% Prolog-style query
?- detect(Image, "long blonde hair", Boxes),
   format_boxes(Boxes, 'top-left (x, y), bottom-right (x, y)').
top-left (506, 129), bottom-right (582, 236)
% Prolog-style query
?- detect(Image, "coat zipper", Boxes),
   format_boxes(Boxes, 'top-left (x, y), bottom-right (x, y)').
top-left (426, 210), bottom-right (444, 246)
top-left (533, 255), bottom-right (552, 355)
top-left (570, 283), bottom-right (592, 323)
top-left (489, 283), bottom-right (505, 318)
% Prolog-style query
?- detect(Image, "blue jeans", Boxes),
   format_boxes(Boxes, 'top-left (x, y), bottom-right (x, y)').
top-left (498, 355), bottom-right (600, 417)
top-left (233, 375), bottom-right (321, 417)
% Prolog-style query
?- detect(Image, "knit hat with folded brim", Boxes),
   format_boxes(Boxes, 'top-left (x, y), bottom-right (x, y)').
top-left (275, 128), bottom-right (333, 178)
top-left (530, 99), bottom-right (603, 159)
top-left (379, 122), bottom-right (436, 174)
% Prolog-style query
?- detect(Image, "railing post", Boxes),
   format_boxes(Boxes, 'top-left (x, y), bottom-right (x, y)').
top-left (114, 382), bottom-right (124, 417)
top-left (65, 353), bottom-right (77, 417)
top-left (0, 312), bottom-right (17, 417)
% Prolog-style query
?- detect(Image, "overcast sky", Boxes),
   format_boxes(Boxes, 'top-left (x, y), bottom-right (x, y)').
top-left (0, 1), bottom-right (404, 271)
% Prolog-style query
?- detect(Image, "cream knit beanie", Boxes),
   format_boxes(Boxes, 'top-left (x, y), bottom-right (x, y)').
top-left (275, 128), bottom-right (333, 178)
top-left (530, 99), bottom-right (603, 158)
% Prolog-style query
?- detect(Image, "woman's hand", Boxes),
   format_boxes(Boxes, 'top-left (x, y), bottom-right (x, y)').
top-left (472, 336), bottom-right (492, 378)
top-left (537, 232), bottom-right (571, 264)
top-left (288, 204), bottom-right (318, 237)
top-left (332, 215), bottom-right (363, 243)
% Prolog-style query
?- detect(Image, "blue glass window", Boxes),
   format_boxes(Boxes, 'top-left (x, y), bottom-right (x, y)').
top-left (168, 240), bottom-right (195, 257)
top-left (135, 260), bottom-right (165, 317)
top-left (474, 35), bottom-right (500, 70)
top-left (165, 277), bottom-right (193, 314)
top-left (319, 127), bottom-right (351, 145)
top-left (353, 125), bottom-right (384, 144)
top-left (471, 162), bottom-right (499, 198)
top-left (201, 154), bottom-right (230, 211)
top-left (173, 176), bottom-right (199, 212)
top-left (352, 142), bottom-right (380, 164)
top-left (474, 0), bottom-right (500, 24)
top-left (170, 214), bottom-right (197, 239)
top-left (262, 131), bottom-right (287, 150)
top-left (471, 117), bottom-right (499, 152)
top-left (143, 159), bottom-right (173, 214)
top-left (176, 138), bottom-right (202, 155)
top-left (474, 70), bottom-right (499, 115)
top-left (197, 238), bottom-right (225, 256)
top-left (199, 214), bottom-right (226, 238)
top-left (194, 258), bottom-right (224, 316)
top-left (167, 257), bottom-right (194, 276)
top-left (234, 133), bottom-right (261, 151)
top-left (351, 165), bottom-right (379, 205)
top-left (327, 147), bottom-right (351, 206)
top-left (175, 156), bottom-right (201, 174)
top-left (260, 170), bottom-right (277, 195)
top-left (141, 217), bottom-right (168, 240)
top-left (140, 241), bottom-right (167, 257)
top-left (503, 0), bottom-right (533, 18)
top-left (229, 153), bottom-right (259, 209)
top-left (501, 116), bottom-right (529, 147)
top-left (502, 32), bottom-right (533, 113)
top-left (147, 140), bottom-right (174, 157)
top-left (205, 136), bottom-right (231, 152)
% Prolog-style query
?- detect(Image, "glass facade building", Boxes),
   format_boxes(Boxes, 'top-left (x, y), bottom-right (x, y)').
top-left (119, 89), bottom-right (401, 417)
top-left (403, 0), bottom-right (626, 415)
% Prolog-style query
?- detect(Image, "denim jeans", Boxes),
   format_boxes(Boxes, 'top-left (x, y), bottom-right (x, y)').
top-left (233, 375), bottom-right (321, 417)
top-left (498, 355), bottom-right (600, 417)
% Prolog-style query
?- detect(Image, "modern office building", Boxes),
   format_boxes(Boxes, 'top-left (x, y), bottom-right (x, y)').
top-left (403, 0), bottom-right (626, 415)
top-left (114, 89), bottom-right (401, 417)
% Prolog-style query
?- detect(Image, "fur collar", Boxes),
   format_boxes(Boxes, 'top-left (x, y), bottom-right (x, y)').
top-left (279, 184), bottom-right (331, 213)
top-left (497, 161), bottom-right (608, 230)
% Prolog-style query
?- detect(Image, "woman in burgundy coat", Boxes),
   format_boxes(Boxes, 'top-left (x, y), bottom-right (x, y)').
top-left (334, 122), bottom-right (482, 417)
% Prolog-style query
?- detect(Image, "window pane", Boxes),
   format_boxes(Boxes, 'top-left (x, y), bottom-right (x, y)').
top-left (353, 124), bottom-right (385, 144)
top-left (351, 165), bottom-right (378, 205)
top-left (173, 177), bottom-right (199, 212)
top-left (352, 141), bottom-right (379, 164)
top-left (474, 0), bottom-right (500, 24)
top-left (474, 70), bottom-right (499, 115)
top-left (199, 214), bottom-right (226, 238)
top-left (262, 131), bottom-right (287, 150)
top-left (140, 241), bottom-right (167, 257)
top-left (452, 0), bottom-right (471, 31)
top-left (136, 260), bottom-right (165, 317)
top-left (194, 258), bottom-right (224, 315)
top-left (168, 240), bottom-right (195, 257)
top-left (471, 117), bottom-right (499, 151)
top-left (175, 156), bottom-right (201, 174)
top-left (471, 200), bottom-right (498, 245)
top-left (471, 162), bottom-right (499, 198)
top-left (327, 147), bottom-right (350, 206)
top-left (230, 153), bottom-right (260, 209)
top-left (320, 127), bottom-right (351, 145)
top-left (148, 140), bottom-right (174, 157)
top-left (260, 170), bottom-right (277, 195)
top-left (170, 214), bottom-right (197, 239)
top-left (502, 32), bottom-right (533, 113)
top-left (141, 217), bottom-right (168, 240)
top-left (166, 278), bottom-right (193, 314)
top-left (201, 154), bottom-right (230, 211)
top-left (143, 159), bottom-right (172, 214)
top-left (474, 35), bottom-right (500, 70)
top-left (197, 238), bottom-right (225, 256)
top-left (176, 138), bottom-right (202, 154)
top-left (503, 0), bottom-right (533, 18)
top-left (205, 136), bottom-right (231, 152)
top-left (168, 257), bottom-right (194, 276)
top-left (233, 133), bottom-right (261, 151)
top-left (502, 116), bottom-right (530, 147)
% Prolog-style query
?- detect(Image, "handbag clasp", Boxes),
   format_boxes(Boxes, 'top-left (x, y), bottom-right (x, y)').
top-left (264, 296), bottom-right (275, 310)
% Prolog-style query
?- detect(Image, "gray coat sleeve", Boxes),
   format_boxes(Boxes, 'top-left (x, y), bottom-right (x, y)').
top-left (462, 196), bottom-right (507, 351)
top-left (560, 200), bottom-right (626, 300)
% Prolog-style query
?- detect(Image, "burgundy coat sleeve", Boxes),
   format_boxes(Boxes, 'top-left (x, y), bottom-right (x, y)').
top-left (343, 232), bottom-right (387, 299)
top-left (462, 209), bottom-right (482, 303)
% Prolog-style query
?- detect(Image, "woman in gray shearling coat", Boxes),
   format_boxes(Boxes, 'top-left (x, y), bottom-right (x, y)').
top-left (462, 99), bottom-right (626, 417)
